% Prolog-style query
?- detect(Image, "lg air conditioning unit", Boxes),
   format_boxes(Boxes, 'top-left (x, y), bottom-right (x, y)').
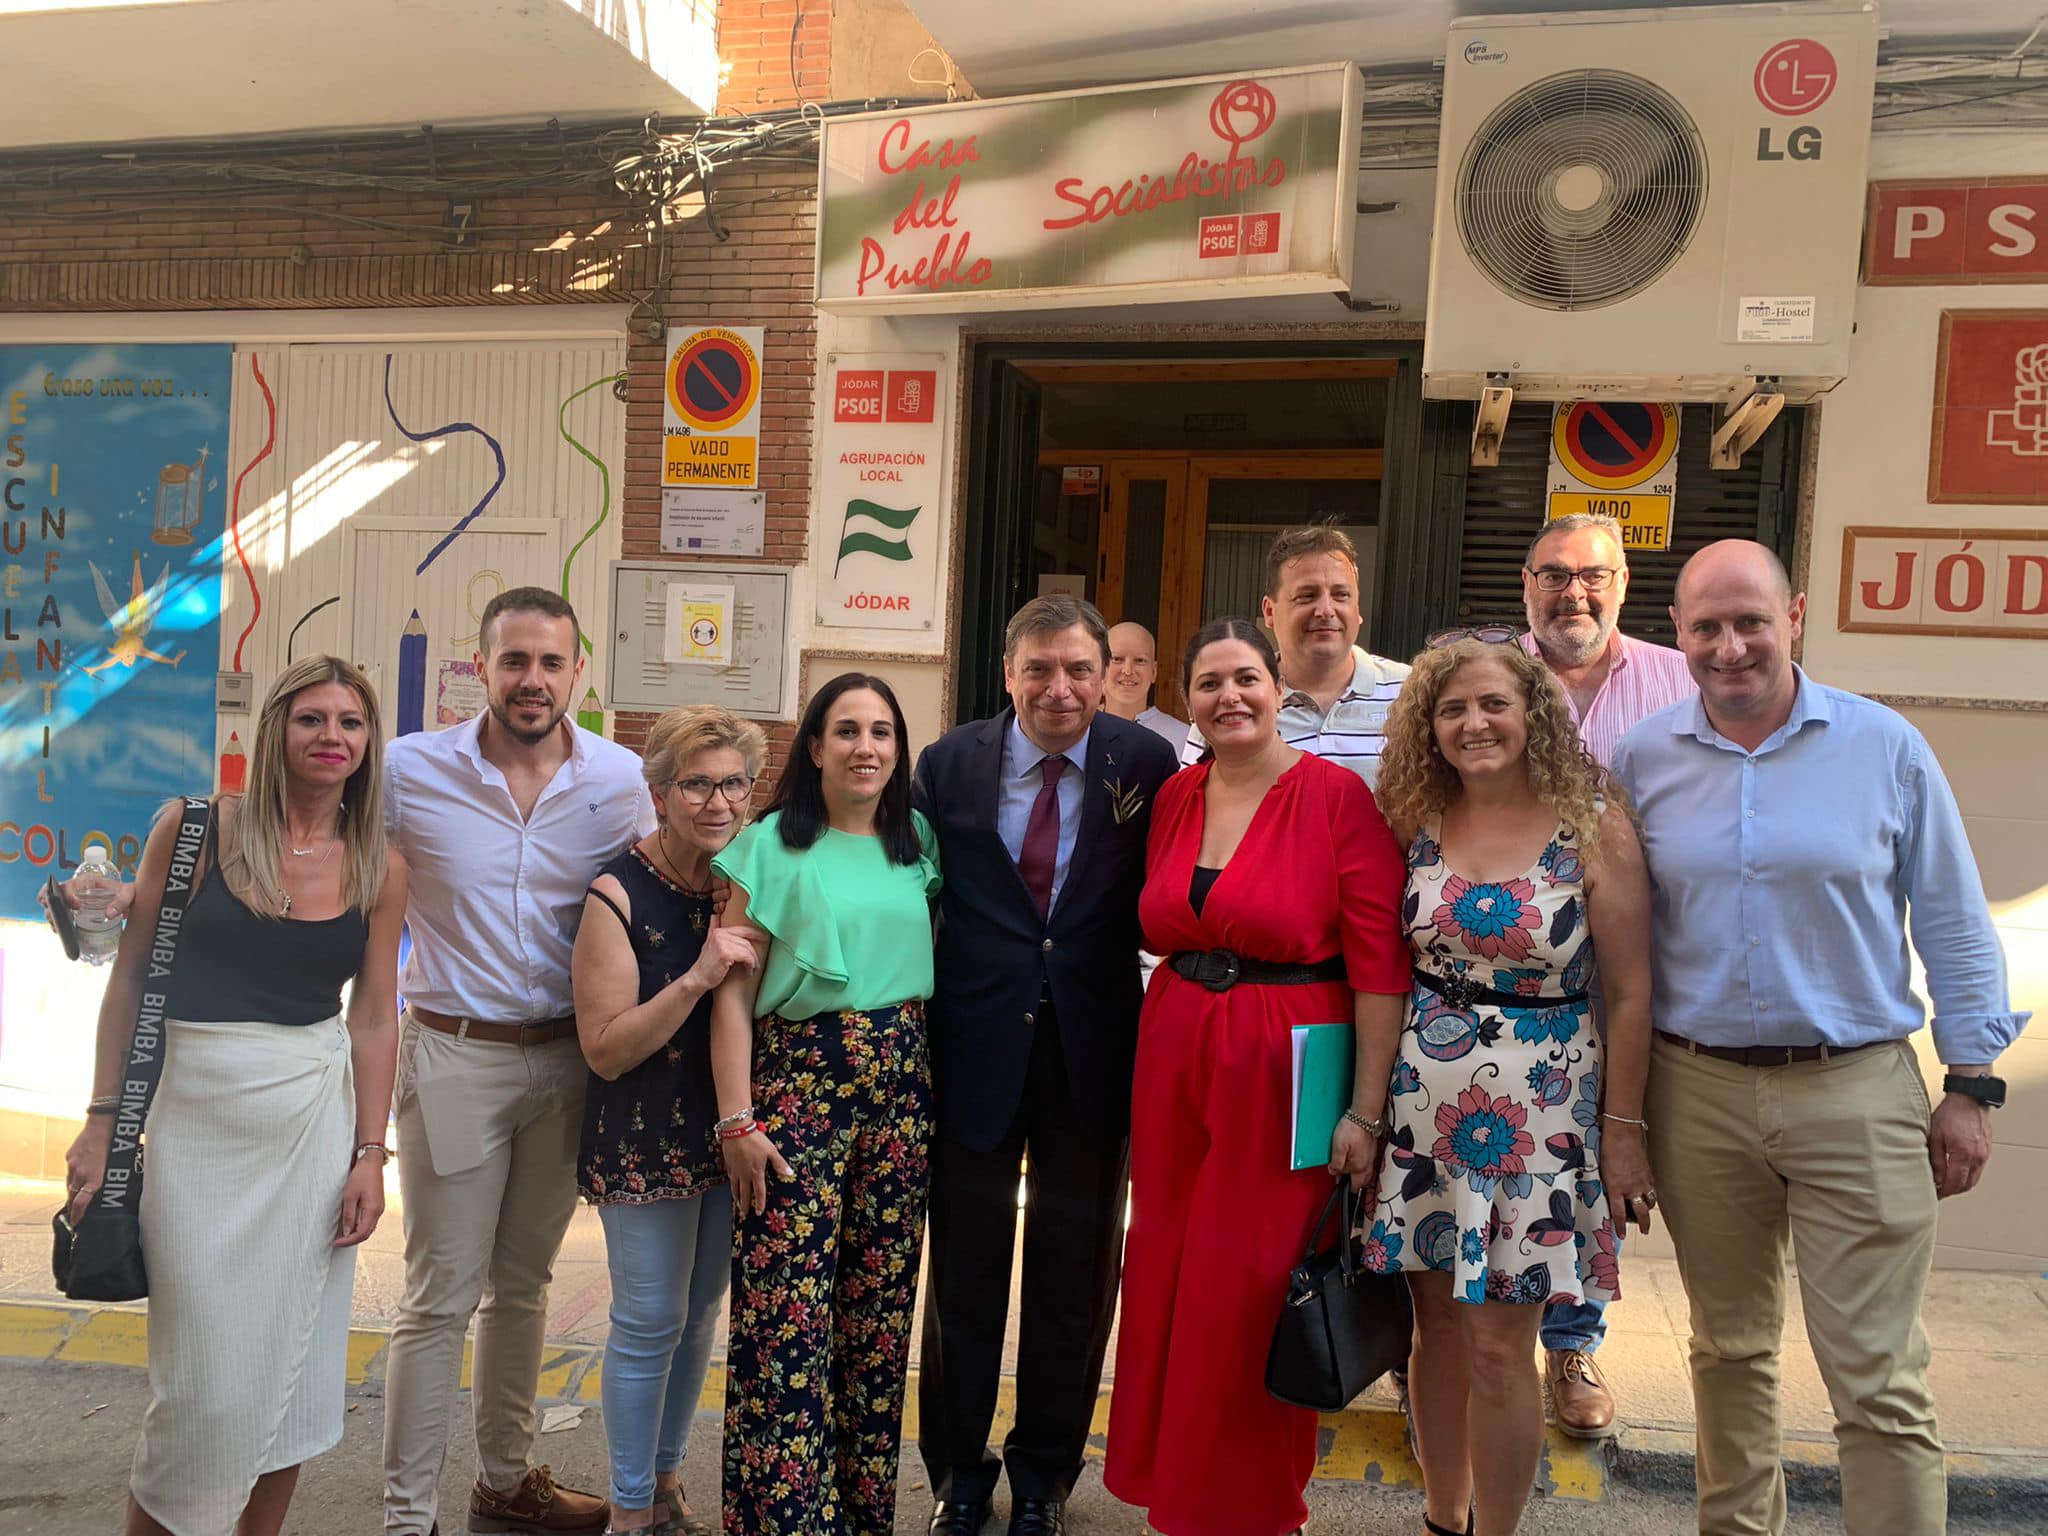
top-left (1423, 1), bottom-right (1878, 406)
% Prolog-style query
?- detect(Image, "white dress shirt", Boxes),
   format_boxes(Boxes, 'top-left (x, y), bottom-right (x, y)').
top-left (385, 714), bottom-right (654, 1021)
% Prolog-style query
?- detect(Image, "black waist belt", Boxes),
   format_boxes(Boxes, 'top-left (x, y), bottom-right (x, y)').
top-left (1413, 966), bottom-right (1587, 1011)
top-left (1168, 949), bottom-right (1346, 992)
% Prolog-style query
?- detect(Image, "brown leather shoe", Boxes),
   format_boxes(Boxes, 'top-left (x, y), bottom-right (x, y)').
top-left (469, 1466), bottom-right (609, 1533)
top-left (1546, 1347), bottom-right (1619, 1439)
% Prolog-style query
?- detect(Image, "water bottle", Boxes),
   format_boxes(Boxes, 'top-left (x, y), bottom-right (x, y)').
top-left (73, 843), bottom-right (123, 966)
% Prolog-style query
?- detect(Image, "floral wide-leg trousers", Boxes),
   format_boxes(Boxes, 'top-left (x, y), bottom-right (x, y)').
top-left (723, 1001), bottom-right (933, 1536)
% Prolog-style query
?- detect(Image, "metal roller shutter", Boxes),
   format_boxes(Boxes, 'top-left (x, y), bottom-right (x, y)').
top-left (1454, 404), bottom-right (1801, 646)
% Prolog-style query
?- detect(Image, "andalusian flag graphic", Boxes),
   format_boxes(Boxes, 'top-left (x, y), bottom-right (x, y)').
top-left (834, 499), bottom-right (920, 573)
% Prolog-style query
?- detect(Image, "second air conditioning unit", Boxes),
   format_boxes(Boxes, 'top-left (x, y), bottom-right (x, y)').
top-left (1423, 1), bottom-right (1879, 406)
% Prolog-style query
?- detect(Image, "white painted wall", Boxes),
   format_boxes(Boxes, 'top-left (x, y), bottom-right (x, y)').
top-left (1804, 129), bottom-right (2048, 1269)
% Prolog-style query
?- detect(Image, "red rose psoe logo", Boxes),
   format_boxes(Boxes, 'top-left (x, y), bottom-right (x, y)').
top-left (1754, 39), bottom-right (1837, 116)
top-left (1209, 80), bottom-right (1277, 154)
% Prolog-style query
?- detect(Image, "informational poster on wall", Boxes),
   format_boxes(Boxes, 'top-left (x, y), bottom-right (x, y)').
top-left (664, 583), bottom-right (734, 666)
top-left (816, 353), bottom-right (946, 630)
top-left (0, 345), bottom-right (232, 919)
top-left (663, 325), bottom-right (764, 491)
top-left (660, 488), bottom-right (765, 556)
top-left (1547, 401), bottom-right (1680, 553)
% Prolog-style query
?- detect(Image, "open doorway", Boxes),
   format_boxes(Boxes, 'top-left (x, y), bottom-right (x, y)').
top-left (1019, 360), bottom-right (1392, 716)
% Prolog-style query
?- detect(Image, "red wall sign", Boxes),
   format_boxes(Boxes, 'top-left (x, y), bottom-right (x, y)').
top-left (1929, 309), bottom-right (2048, 505)
top-left (1864, 177), bottom-right (2048, 285)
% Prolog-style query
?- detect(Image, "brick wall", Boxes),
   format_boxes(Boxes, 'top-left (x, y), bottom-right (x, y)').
top-left (0, 9), bottom-right (826, 782)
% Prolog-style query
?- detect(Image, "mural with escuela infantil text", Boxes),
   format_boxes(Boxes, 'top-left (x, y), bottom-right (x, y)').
top-left (0, 345), bottom-right (231, 919)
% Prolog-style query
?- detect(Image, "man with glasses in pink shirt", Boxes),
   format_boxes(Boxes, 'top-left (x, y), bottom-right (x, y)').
top-left (1516, 511), bottom-right (1694, 1438)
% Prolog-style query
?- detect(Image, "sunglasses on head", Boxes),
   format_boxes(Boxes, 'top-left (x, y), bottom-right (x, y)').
top-left (1425, 624), bottom-right (1521, 649)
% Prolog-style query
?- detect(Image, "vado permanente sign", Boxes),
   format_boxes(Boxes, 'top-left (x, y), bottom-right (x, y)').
top-left (815, 63), bottom-right (1362, 313)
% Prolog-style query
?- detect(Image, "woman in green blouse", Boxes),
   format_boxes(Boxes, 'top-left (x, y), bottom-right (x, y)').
top-left (709, 672), bottom-right (941, 1536)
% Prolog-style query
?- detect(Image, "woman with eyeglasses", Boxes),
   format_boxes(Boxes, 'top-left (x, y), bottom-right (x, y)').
top-left (1366, 639), bottom-right (1654, 1536)
top-left (572, 705), bottom-right (768, 1535)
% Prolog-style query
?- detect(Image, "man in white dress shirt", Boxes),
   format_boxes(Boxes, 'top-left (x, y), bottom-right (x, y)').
top-left (1102, 620), bottom-right (1191, 757)
top-left (381, 587), bottom-right (652, 1536)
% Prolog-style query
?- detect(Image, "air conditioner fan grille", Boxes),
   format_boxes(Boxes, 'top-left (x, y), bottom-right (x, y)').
top-left (1456, 69), bottom-right (1709, 311)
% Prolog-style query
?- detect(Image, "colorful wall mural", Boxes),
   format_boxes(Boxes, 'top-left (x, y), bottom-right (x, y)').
top-left (0, 345), bottom-right (231, 920)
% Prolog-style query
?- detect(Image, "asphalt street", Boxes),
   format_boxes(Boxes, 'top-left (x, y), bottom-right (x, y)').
top-left (1, 1358), bottom-right (2031, 1536)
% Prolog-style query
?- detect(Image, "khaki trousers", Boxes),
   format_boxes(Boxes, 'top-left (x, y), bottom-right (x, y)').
top-left (381, 1013), bottom-right (588, 1536)
top-left (1647, 1035), bottom-right (1944, 1536)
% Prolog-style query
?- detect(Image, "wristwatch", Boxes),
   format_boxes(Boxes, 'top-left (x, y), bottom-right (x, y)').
top-left (1942, 1073), bottom-right (2006, 1109)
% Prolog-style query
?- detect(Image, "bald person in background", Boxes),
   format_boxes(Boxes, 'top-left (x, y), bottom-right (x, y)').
top-left (1102, 622), bottom-right (1190, 758)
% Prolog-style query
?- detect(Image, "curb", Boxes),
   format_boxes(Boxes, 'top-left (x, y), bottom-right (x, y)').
top-left (1609, 1423), bottom-right (2048, 1521)
top-left (11, 1298), bottom-right (2048, 1513)
top-left (1, 1297), bottom-right (1600, 1498)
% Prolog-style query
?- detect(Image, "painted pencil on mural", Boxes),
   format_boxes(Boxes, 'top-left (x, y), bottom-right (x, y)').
top-left (397, 610), bottom-right (427, 737)
top-left (219, 731), bottom-right (246, 794)
top-left (577, 687), bottom-right (604, 737)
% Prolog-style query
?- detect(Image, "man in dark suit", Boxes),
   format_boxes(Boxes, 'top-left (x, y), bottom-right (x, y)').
top-left (914, 595), bottom-right (1180, 1536)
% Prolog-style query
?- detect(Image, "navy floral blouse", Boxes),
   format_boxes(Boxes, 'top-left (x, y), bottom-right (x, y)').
top-left (576, 844), bottom-right (725, 1204)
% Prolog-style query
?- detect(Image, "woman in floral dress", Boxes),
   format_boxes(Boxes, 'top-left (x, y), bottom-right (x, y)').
top-left (1368, 639), bottom-right (1655, 1536)
top-left (574, 705), bottom-right (770, 1535)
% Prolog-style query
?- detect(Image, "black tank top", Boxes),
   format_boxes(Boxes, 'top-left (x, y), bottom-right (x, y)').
top-left (165, 827), bottom-right (369, 1025)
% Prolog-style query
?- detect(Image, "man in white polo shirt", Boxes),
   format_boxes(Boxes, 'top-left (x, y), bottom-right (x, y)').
top-left (1179, 524), bottom-right (1409, 785)
top-left (1516, 512), bottom-right (1696, 1442)
top-left (381, 587), bottom-right (652, 1536)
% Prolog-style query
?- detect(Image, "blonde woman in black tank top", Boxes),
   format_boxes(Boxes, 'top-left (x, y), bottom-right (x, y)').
top-left (61, 655), bottom-right (409, 1536)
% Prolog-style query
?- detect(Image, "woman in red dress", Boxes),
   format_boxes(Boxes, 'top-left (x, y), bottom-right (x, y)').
top-left (1105, 618), bottom-right (1410, 1536)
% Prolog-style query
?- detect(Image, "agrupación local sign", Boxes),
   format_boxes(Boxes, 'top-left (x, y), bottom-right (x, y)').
top-left (815, 63), bottom-right (1362, 313)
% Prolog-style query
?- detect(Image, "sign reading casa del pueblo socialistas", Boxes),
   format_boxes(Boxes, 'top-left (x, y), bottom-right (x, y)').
top-left (815, 64), bottom-right (1363, 312)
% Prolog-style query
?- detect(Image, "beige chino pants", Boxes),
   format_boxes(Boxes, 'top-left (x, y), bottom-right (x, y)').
top-left (381, 1013), bottom-right (588, 1536)
top-left (1647, 1035), bottom-right (1944, 1536)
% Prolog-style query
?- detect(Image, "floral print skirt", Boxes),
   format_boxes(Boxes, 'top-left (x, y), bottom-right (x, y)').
top-left (723, 1001), bottom-right (933, 1536)
top-left (1361, 820), bottom-right (1620, 1307)
top-left (1363, 998), bottom-right (1619, 1307)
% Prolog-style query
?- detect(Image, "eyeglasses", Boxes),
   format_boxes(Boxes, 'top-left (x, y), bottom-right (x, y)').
top-left (1528, 565), bottom-right (1618, 592)
top-left (669, 774), bottom-right (756, 806)
top-left (1426, 624), bottom-right (1521, 648)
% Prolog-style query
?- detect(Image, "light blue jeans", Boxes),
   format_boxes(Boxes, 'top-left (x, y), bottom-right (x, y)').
top-left (596, 1187), bottom-right (734, 1509)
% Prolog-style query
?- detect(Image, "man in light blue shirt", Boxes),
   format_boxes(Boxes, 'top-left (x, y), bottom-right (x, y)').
top-left (1613, 540), bottom-right (2026, 1536)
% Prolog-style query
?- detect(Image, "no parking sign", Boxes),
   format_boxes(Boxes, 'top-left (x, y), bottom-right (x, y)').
top-left (664, 325), bottom-right (765, 489)
top-left (1547, 401), bottom-right (1680, 552)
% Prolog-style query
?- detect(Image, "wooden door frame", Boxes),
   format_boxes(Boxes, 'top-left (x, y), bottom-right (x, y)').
top-left (1073, 452), bottom-right (1385, 713)
top-left (962, 338), bottom-right (1430, 724)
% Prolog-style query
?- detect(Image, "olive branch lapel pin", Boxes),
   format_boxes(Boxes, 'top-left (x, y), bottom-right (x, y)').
top-left (1105, 777), bottom-right (1146, 825)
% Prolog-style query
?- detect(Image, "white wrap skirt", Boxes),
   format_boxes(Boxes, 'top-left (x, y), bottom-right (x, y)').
top-left (132, 1013), bottom-right (357, 1536)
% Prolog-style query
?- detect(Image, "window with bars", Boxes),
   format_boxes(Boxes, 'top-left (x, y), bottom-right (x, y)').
top-left (1454, 404), bottom-right (1802, 647)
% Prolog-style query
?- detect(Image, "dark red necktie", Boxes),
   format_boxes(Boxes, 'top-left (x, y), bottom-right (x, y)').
top-left (1018, 754), bottom-right (1067, 920)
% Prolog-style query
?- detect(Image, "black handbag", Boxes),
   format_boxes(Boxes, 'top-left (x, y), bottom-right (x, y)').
top-left (52, 796), bottom-right (211, 1302)
top-left (1265, 1179), bottom-right (1414, 1412)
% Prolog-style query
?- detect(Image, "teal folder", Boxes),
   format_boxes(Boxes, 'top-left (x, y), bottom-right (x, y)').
top-left (1290, 1022), bottom-right (1354, 1171)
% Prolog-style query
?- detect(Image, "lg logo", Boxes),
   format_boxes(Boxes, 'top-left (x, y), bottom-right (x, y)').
top-left (1757, 125), bottom-right (1823, 162)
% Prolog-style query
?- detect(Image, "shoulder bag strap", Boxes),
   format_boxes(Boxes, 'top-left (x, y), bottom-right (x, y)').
top-left (103, 796), bottom-right (212, 1177)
